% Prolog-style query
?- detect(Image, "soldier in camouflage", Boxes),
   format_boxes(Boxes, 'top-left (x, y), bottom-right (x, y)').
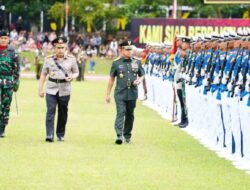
top-left (0, 30), bottom-right (20, 138)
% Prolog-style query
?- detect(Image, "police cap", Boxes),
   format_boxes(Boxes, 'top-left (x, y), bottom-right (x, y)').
top-left (182, 37), bottom-right (191, 43)
top-left (52, 37), bottom-right (67, 46)
top-left (0, 30), bottom-right (9, 37)
top-left (119, 40), bottom-right (133, 50)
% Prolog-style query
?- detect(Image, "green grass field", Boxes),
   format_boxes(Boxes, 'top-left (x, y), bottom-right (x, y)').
top-left (0, 79), bottom-right (250, 190)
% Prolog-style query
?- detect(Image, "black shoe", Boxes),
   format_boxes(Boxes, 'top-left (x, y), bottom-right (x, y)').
top-left (115, 136), bottom-right (123, 145)
top-left (57, 137), bottom-right (64, 142)
top-left (179, 120), bottom-right (189, 128)
top-left (0, 132), bottom-right (5, 138)
top-left (125, 138), bottom-right (131, 144)
top-left (45, 136), bottom-right (54, 142)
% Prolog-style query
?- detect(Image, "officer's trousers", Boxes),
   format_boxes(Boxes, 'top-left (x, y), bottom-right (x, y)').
top-left (176, 88), bottom-right (187, 123)
top-left (114, 99), bottom-right (136, 140)
top-left (0, 86), bottom-right (13, 133)
top-left (46, 93), bottom-right (70, 138)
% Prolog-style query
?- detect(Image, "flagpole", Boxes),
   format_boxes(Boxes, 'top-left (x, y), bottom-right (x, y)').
top-left (64, 0), bottom-right (69, 37)
top-left (172, 0), bottom-right (177, 19)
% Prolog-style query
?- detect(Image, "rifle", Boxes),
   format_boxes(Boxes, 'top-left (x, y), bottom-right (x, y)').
top-left (218, 42), bottom-right (229, 84)
top-left (239, 50), bottom-right (250, 100)
top-left (185, 50), bottom-right (194, 75)
top-left (149, 54), bottom-right (156, 76)
top-left (225, 45), bottom-right (242, 86)
top-left (181, 51), bottom-right (192, 73)
top-left (206, 50), bottom-right (220, 91)
top-left (205, 49), bottom-right (215, 76)
top-left (230, 48), bottom-right (245, 97)
top-left (195, 49), bottom-right (206, 87)
top-left (188, 52), bottom-right (198, 85)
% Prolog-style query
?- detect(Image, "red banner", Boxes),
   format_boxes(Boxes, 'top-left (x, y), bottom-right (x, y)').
top-left (131, 18), bottom-right (250, 46)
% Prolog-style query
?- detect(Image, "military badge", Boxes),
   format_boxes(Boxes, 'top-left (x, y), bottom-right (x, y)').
top-left (131, 61), bottom-right (139, 69)
top-left (119, 73), bottom-right (124, 78)
top-left (50, 71), bottom-right (55, 77)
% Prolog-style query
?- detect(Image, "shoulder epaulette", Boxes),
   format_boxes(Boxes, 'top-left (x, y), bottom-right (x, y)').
top-left (113, 56), bottom-right (121, 62)
top-left (46, 54), bottom-right (54, 59)
top-left (67, 54), bottom-right (75, 58)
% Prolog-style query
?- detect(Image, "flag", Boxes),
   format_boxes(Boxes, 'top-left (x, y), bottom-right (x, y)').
top-left (171, 33), bottom-right (178, 55)
top-left (141, 49), bottom-right (149, 65)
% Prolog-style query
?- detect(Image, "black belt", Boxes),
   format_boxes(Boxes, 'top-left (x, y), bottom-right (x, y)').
top-left (49, 77), bottom-right (67, 83)
top-left (0, 71), bottom-right (12, 76)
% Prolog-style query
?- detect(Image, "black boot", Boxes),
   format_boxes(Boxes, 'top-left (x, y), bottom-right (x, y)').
top-left (179, 119), bottom-right (189, 128)
top-left (0, 126), bottom-right (5, 138)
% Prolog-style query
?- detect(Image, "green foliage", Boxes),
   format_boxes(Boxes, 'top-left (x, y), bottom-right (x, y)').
top-left (122, 0), bottom-right (172, 20)
top-left (69, 0), bottom-right (122, 32)
top-left (47, 2), bottom-right (65, 20)
top-left (2, 0), bottom-right (64, 24)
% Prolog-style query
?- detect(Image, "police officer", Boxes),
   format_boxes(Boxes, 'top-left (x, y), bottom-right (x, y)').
top-left (0, 30), bottom-right (20, 138)
top-left (39, 37), bottom-right (79, 142)
top-left (106, 40), bottom-right (145, 144)
top-left (76, 46), bottom-right (87, 81)
top-left (35, 48), bottom-right (45, 80)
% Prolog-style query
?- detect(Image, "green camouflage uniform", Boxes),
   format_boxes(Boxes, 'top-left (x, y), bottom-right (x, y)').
top-left (0, 46), bottom-right (20, 134)
top-left (35, 50), bottom-right (44, 80)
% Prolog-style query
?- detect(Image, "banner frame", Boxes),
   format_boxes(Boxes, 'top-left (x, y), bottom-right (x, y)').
top-left (204, 0), bottom-right (250, 4)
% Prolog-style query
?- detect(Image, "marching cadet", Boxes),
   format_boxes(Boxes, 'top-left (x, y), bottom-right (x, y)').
top-left (106, 40), bottom-right (145, 145)
top-left (0, 30), bottom-right (20, 138)
top-left (174, 36), bottom-right (190, 128)
top-left (227, 33), bottom-right (245, 159)
top-left (237, 35), bottom-right (250, 168)
top-left (39, 37), bottom-right (79, 142)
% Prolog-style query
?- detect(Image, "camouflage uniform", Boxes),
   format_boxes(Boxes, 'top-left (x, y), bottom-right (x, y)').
top-left (35, 49), bottom-right (45, 80)
top-left (0, 45), bottom-right (20, 135)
